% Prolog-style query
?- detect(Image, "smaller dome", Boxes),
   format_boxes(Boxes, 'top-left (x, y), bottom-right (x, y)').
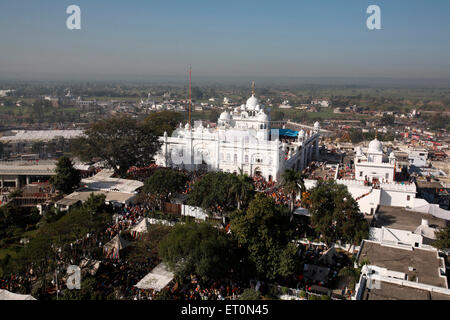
top-left (219, 111), bottom-right (231, 121)
top-left (314, 121), bottom-right (320, 128)
top-left (257, 112), bottom-right (269, 122)
top-left (368, 138), bottom-right (383, 153)
top-left (389, 151), bottom-right (396, 158)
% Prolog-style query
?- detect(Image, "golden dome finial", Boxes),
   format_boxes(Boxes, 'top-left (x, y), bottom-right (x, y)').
top-left (251, 81), bottom-right (255, 96)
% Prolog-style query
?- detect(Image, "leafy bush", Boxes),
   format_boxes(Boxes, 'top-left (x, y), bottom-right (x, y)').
top-left (239, 288), bottom-right (261, 300)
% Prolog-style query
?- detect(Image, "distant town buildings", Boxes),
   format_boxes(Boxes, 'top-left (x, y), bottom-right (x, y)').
top-left (279, 100), bottom-right (293, 109)
top-left (311, 99), bottom-right (330, 108)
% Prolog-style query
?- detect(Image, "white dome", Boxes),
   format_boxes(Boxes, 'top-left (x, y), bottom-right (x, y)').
top-left (368, 138), bottom-right (383, 153)
top-left (246, 95), bottom-right (259, 110)
top-left (257, 112), bottom-right (269, 122)
top-left (219, 111), bottom-right (231, 121)
top-left (314, 121), bottom-right (320, 128)
top-left (389, 151), bottom-right (396, 158)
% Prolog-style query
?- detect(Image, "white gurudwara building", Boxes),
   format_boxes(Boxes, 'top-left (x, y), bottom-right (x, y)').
top-left (354, 135), bottom-right (396, 183)
top-left (155, 84), bottom-right (320, 181)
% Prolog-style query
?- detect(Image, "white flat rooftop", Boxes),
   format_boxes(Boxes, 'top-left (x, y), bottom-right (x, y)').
top-left (0, 160), bottom-right (56, 175)
top-left (135, 263), bottom-right (174, 292)
top-left (81, 170), bottom-right (143, 194)
top-left (0, 130), bottom-right (84, 142)
top-left (64, 189), bottom-right (137, 205)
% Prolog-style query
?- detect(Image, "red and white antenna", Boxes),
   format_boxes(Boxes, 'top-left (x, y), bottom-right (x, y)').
top-left (188, 65), bottom-right (192, 130)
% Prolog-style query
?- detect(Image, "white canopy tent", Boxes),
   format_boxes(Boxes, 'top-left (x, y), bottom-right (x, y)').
top-left (135, 263), bottom-right (174, 292)
top-left (0, 289), bottom-right (36, 300)
top-left (319, 246), bottom-right (338, 265)
top-left (103, 234), bottom-right (131, 259)
top-left (130, 218), bottom-right (152, 234)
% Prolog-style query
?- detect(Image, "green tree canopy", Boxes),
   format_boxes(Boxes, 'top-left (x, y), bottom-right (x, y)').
top-left (143, 169), bottom-right (188, 209)
top-left (309, 180), bottom-right (369, 246)
top-left (9, 194), bottom-right (112, 282)
top-left (0, 205), bottom-right (41, 240)
top-left (270, 110), bottom-right (285, 121)
top-left (380, 114), bottom-right (395, 126)
top-left (281, 169), bottom-right (306, 213)
top-left (230, 194), bottom-right (299, 281)
top-left (433, 226), bottom-right (450, 251)
top-left (230, 170), bottom-right (255, 211)
top-left (50, 156), bottom-right (81, 194)
top-left (208, 109), bottom-right (220, 122)
top-left (144, 111), bottom-right (184, 136)
top-left (239, 288), bottom-right (261, 300)
top-left (159, 223), bottom-right (235, 282)
top-left (187, 172), bottom-right (239, 214)
top-left (72, 115), bottom-right (161, 177)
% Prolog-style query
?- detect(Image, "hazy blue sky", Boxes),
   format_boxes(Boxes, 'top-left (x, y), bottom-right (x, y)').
top-left (1, 0), bottom-right (450, 81)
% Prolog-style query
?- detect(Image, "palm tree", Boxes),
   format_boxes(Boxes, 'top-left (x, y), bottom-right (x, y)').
top-left (281, 169), bottom-right (306, 213)
top-left (230, 169), bottom-right (255, 210)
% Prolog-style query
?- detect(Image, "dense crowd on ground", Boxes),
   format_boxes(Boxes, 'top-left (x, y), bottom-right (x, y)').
top-left (131, 278), bottom-right (244, 300)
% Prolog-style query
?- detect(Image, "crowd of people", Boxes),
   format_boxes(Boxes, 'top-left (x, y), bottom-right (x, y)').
top-left (131, 277), bottom-right (244, 301)
top-left (252, 175), bottom-right (275, 192)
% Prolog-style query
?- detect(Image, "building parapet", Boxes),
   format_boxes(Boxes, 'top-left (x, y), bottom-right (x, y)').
top-left (380, 182), bottom-right (417, 192)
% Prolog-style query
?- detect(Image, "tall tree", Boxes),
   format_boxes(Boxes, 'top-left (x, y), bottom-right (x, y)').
top-left (309, 180), bottom-right (369, 246)
top-left (230, 169), bottom-right (255, 211)
top-left (208, 109), bottom-right (220, 122)
top-left (230, 194), bottom-right (298, 281)
top-left (72, 115), bottom-right (161, 177)
top-left (187, 172), bottom-right (238, 214)
top-left (159, 223), bottom-right (235, 282)
top-left (144, 111), bottom-right (184, 136)
top-left (433, 226), bottom-right (450, 251)
top-left (143, 169), bottom-right (188, 209)
top-left (50, 156), bottom-right (81, 194)
top-left (281, 169), bottom-right (306, 213)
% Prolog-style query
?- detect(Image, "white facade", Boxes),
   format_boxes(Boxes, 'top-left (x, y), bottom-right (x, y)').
top-left (155, 89), bottom-right (320, 181)
top-left (354, 138), bottom-right (396, 183)
top-left (408, 149), bottom-right (428, 168)
top-left (304, 179), bottom-right (419, 216)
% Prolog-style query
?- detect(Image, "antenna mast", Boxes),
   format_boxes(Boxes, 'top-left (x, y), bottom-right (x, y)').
top-left (188, 65), bottom-right (192, 129)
